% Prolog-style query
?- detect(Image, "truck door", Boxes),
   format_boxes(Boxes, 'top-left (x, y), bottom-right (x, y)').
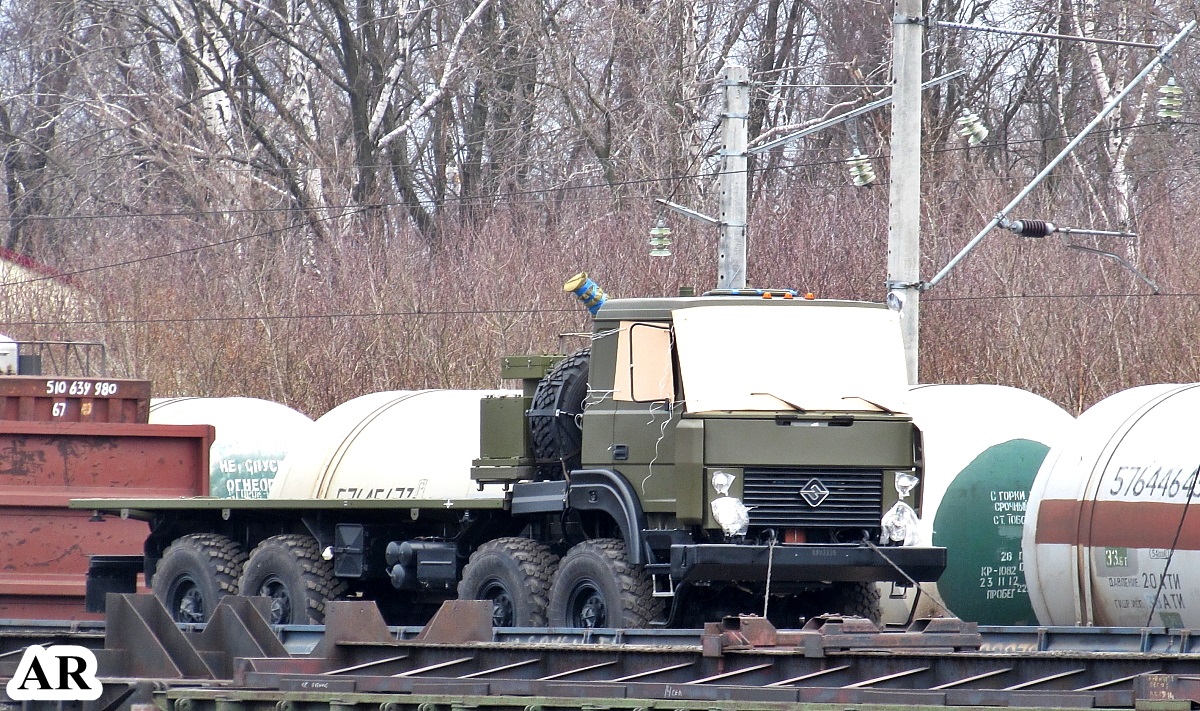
top-left (609, 322), bottom-right (679, 513)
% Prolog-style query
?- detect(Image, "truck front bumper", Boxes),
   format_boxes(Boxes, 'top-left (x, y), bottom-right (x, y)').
top-left (670, 543), bottom-right (946, 584)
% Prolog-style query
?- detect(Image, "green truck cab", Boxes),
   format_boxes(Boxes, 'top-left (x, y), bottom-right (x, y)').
top-left (472, 292), bottom-right (944, 626)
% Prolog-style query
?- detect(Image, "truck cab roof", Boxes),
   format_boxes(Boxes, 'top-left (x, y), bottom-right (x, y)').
top-left (594, 294), bottom-right (887, 322)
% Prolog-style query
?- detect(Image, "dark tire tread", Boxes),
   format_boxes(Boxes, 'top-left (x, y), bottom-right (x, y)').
top-left (240, 534), bottom-right (347, 624)
top-left (159, 532), bottom-right (247, 595)
top-left (530, 348), bottom-right (590, 479)
top-left (152, 532), bottom-right (247, 623)
top-left (549, 538), bottom-right (663, 628)
top-left (458, 537), bottom-right (559, 627)
top-left (835, 581), bottom-right (883, 624)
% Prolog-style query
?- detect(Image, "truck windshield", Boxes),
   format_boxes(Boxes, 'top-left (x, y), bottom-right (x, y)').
top-left (671, 303), bottom-right (909, 413)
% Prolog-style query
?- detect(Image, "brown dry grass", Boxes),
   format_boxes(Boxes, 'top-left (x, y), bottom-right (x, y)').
top-left (7, 170), bottom-right (1197, 419)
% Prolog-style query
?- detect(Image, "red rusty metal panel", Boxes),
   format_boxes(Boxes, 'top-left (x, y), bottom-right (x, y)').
top-left (0, 376), bottom-right (151, 423)
top-left (0, 421), bottom-right (211, 619)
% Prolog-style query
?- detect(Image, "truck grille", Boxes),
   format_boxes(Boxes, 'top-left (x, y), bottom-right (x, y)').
top-left (742, 468), bottom-right (883, 529)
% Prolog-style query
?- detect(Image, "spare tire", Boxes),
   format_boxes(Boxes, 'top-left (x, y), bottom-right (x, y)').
top-left (530, 348), bottom-right (590, 479)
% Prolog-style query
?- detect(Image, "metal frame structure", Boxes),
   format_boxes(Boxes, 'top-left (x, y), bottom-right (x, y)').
top-left (11, 596), bottom-right (1200, 711)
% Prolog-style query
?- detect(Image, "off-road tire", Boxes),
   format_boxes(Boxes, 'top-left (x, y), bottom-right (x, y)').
top-left (239, 534), bottom-right (347, 625)
top-left (547, 539), bottom-right (663, 628)
top-left (152, 533), bottom-right (247, 624)
top-left (457, 538), bottom-right (559, 627)
top-left (832, 581), bottom-right (883, 624)
top-left (530, 348), bottom-right (590, 479)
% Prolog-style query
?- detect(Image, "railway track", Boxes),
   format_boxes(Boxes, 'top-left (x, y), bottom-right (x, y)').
top-left (4, 595), bottom-right (1200, 711)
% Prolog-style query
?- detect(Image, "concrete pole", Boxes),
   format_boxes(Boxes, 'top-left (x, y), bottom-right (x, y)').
top-left (887, 0), bottom-right (924, 385)
top-left (719, 64), bottom-right (749, 290)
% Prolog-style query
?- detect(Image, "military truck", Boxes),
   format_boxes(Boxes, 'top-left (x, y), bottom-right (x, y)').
top-left (75, 287), bottom-right (946, 628)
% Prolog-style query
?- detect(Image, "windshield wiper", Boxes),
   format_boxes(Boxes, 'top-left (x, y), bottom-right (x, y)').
top-left (752, 392), bottom-right (807, 413)
top-left (841, 395), bottom-right (895, 414)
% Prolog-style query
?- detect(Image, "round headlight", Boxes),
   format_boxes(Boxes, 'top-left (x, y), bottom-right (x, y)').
top-left (895, 471), bottom-right (919, 499)
top-left (711, 470), bottom-right (736, 496)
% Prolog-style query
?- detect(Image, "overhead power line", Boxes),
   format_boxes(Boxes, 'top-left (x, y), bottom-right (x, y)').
top-left (934, 20), bottom-right (1163, 49)
top-left (3, 290), bottom-right (1199, 330)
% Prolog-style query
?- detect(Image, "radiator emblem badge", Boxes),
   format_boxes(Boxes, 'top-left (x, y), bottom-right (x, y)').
top-left (800, 479), bottom-right (830, 507)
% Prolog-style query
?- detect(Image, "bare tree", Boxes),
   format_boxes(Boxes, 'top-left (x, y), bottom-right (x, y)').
top-left (0, 0), bottom-right (82, 255)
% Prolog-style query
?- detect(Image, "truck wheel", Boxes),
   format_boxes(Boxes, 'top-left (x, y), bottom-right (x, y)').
top-left (830, 582), bottom-right (883, 624)
top-left (530, 348), bottom-right (590, 479)
top-left (457, 538), bottom-right (559, 627)
top-left (547, 539), bottom-right (662, 628)
top-left (153, 533), bottom-right (247, 624)
top-left (239, 534), bottom-right (347, 625)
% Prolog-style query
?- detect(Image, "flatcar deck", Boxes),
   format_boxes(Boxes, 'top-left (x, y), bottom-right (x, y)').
top-left (4, 595), bottom-right (1200, 711)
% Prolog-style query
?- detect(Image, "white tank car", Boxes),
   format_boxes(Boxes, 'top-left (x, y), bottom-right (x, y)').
top-left (150, 396), bottom-right (315, 499)
top-left (1023, 383), bottom-right (1200, 627)
top-left (878, 384), bottom-right (1074, 626)
top-left (270, 389), bottom-right (519, 501)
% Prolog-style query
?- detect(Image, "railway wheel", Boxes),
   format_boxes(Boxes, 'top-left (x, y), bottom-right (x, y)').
top-left (458, 538), bottom-right (559, 627)
top-left (239, 534), bottom-right (347, 625)
top-left (547, 539), bottom-right (662, 628)
top-left (153, 533), bottom-right (247, 624)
